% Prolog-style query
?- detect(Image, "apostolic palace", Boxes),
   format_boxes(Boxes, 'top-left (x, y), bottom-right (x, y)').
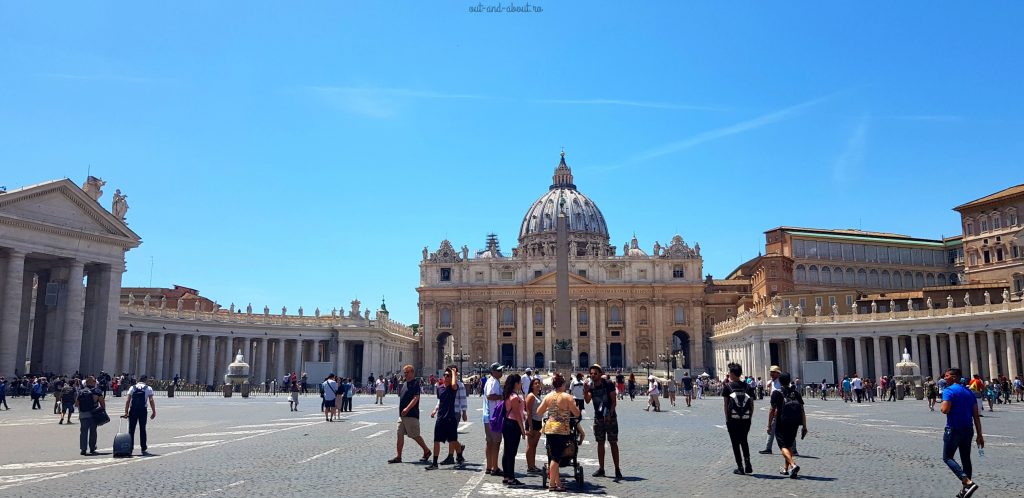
top-left (1, 161), bottom-right (1022, 386)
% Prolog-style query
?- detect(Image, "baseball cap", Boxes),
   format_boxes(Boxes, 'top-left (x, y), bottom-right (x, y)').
top-left (490, 362), bottom-right (503, 371)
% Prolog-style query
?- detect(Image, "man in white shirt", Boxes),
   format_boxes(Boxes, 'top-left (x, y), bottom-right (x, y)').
top-left (851, 374), bottom-right (864, 403)
top-left (760, 366), bottom-right (796, 456)
top-left (645, 376), bottom-right (661, 412)
top-left (375, 378), bottom-right (386, 405)
top-left (570, 373), bottom-right (586, 416)
top-left (123, 375), bottom-right (156, 455)
top-left (482, 363), bottom-right (504, 475)
top-left (321, 374), bottom-right (339, 422)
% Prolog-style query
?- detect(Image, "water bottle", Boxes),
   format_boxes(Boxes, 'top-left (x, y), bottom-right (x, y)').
top-left (978, 447), bottom-right (985, 459)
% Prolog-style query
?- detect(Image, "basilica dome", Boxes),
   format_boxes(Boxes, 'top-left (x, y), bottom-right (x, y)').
top-left (518, 152), bottom-right (610, 244)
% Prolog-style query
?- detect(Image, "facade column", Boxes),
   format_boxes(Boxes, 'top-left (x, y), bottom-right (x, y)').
top-left (0, 250), bottom-right (26, 374)
top-left (853, 336), bottom-right (865, 376)
top-left (598, 304), bottom-right (607, 367)
top-left (967, 332), bottom-right (980, 377)
top-left (526, 305), bottom-right (535, 368)
top-left (835, 337), bottom-right (846, 379)
top-left (257, 338), bottom-right (269, 383)
top-left (137, 332), bottom-right (149, 376)
top-left (788, 338), bottom-right (800, 379)
top-left (623, 303), bottom-right (632, 367)
top-left (929, 333), bottom-right (941, 380)
top-left (872, 336), bottom-right (883, 380)
top-left (171, 334), bottom-right (183, 379)
top-left (188, 335), bottom-right (199, 383)
top-left (154, 333), bottom-right (166, 379)
top-left (570, 305), bottom-right (578, 368)
top-left (490, 305), bottom-right (499, 364)
top-left (1006, 330), bottom-right (1019, 380)
top-left (816, 338), bottom-right (825, 362)
top-left (120, 331), bottom-right (131, 374)
top-left (986, 330), bottom-right (999, 379)
top-left (517, 304), bottom-right (526, 368)
top-left (589, 303), bottom-right (597, 369)
top-left (61, 260), bottom-right (86, 374)
top-left (205, 336), bottom-right (216, 385)
top-left (543, 302), bottom-right (552, 369)
top-left (293, 339), bottom-right (303, 374)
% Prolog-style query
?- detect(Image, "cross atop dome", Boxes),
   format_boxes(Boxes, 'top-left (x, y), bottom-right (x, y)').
top-left (551, 150), bottom-right (576, 190)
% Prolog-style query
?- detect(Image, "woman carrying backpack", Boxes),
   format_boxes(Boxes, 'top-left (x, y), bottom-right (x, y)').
top-left (722, 363), bottom-right (755, 475)
top-left (768, 372), bottom-right (808, 479)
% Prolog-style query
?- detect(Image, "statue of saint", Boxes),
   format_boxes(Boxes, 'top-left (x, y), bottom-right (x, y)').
top-left (315, 307), bottom-right (321, 319)
top-left (907, 298), bottom-right (913, 311)
top-left (111, 189), bottom-right (129, 220)
top-left (229, 303), bottom-right (236, 314)
top-left (246, 303), bottom-right (253, 315)
top-left (128, 293), bottom-right (136, 306)
top-left (984, 291), bottom-right (991, 305)
top-left (871, 301), bottom-right (877, 314)
top-left (143, 294), bottom-right (151, 308)
top-left (926, 297), bottom-right (933, 310)
top-left (194, 299), bottom-right (201, 312)
top-left (176, 298), bottom-right (183, 311)
top-left (795, 304), bottom-right (802, 317)
top-left (364, 309), bottom-right (371, 321)
top-left (814, 303), bottom-right (821, 316)
top-left (331, 307), bottom-right (337, 317)
top-left (263, 305), bottom-right (270, 316)
top-left (623, 242), bottom-right (629, 255)
top-left (81, 176), bottom-right (105, 201)
top-left (947, 295), bottom-right (954, 309)
top-left (423, 246), bottom-right (429, 260)
top-left (298, 306), bottom-right (304, 317)
top-left (831, 303), bottom-right (839, 316)
top-left (694, 242), bottom-right (701, 256)
top-left (852, 303), bottom-right (859, 315)
top-left (281, 306), bottom-right (287, 316)
top-left (160, 296), bottom-right (167, 309)
top-left (461, 245), bottom-right (469, 260)
top-left (1003, 289), bottom-right (1010, 303)
top-left (889, 299), bottom-right (896, 312)
top-left (964, 292), bottom-right (971, 307)
top-left (653, 241), bottom-right (661, 257)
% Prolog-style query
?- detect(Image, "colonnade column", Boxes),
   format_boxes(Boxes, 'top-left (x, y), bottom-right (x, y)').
top-left (598, 304), bottom-right (607, 367)
top-left (0, 250), bottom-right (26, 373)
top-left (986, 331), bottom-right (999, 379)
top-left (188, 335), bottom-right (199, 383)
top-left (154, 333), bottom-right (166, 379)
top-left (1006, 330), bottom-right (1019, 380)
top-left (61, 260), bottom-right (86, 374)
top-left (872, 336), bottom-right (883, 380)
top-left (910, 334), bottom-right (921, 369)
top-left (949, 333), bottom-right (960, 370)
top-left (120, 331), bottom-right (131, 374)
top-left (835, 338), bottom-right (846, 379)
top-left (293, 339), bottom-right (303, 374)
top-left (852, 336), bottom-right (864, 376)
top-left (171, 334), bottom-right (182, 379)
top-left (893, 336), bottom-right (903, 375)
top-left (929, 333), bottom-right (941, 380)
top-left (816, 339), bottom-right (825, 362)
top-left (788, 338), bottom-right (800, 379)
top-left (137, 333), bottom-right (149, 376)
top-left (967, 332), bottom-right (980, 376)
top-left (205, 336), bottom-right (216, 385)
top-left (275, 339), bottom-right (285, 379)
top-left (258, 338), bottom-right (268, 383)
top-left (762, 337), bottom-right (771, 380)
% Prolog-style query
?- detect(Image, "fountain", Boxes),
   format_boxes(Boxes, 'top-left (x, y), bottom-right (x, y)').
top-left (893, 348), bottom-right (924, 400)
top-left (223, 349), bottom-right (252, 398)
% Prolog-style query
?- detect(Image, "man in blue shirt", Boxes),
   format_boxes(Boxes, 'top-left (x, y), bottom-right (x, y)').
top-left (940, 368), bottom-right (984, 498)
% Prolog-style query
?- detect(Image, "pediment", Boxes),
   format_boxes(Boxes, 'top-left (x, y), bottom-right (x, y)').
top-left (0, 179), bottom-right (141, 245)
top-left (526, 272), bottom-right (596, 286)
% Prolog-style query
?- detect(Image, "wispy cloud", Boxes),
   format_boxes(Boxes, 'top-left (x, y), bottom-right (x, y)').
top-left (41, 72), bottom-right (164, 84)
top-left (833, 115), bottom-right (869, 182)
top-left (531, 98), bottom-right (725, 112)
top-left (630, 95), bottom-right (832, 163)
top-left (877, 114), bottom-right (962, 122)
top-left (307, 86), bottom-right (487, 118)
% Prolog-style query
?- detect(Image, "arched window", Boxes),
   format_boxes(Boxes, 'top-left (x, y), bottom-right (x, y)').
top-left (808, 265), bottom-right (819, 282)
top-left (674, 306), bottom-right (685, 324)
top-left (475, 308), bottom-right (484, 324)
top-left (534, 306), bottom-right (544, 325)
top-left (638, 306), bottom-right (647, 324)
top-left (845, 268), bottom-right (855, 285)
top-left (579, 352), bottom-right (590, 368)
top-left (926, 273), bottom-right (935, 287)
top-left (501, 307), bottom-right (514, 324)
top-left (1007, 209), bottom-right (1018, 226)
top-left (534, 352), bottom-right (545, 369)
top-left (915, 272), bottom-right (925, 288)
top-left (439, 308), bottom-right (452, 327)
top-left (832, 267), bottom-right (843, 284)
top-left (938, 273), bottom-right (948, 285)
top-left (965, 219), bottom-right (974, 236)
top-left (821, 267), bottom-right (831, 284)
top-left (609, 305), bottom-right (621, 322)
top-left (881, 270), bottom-right (890, 288)
top-left (904, 272), bottom-right (914, 289)
top-left (980, 216), bottom-right (989, 232)
top-left (795, 265), bottom-right (806, 282)
top-left (856, 268), bottom-right (867, 285)
top-left (992, 214), bottom-right (1001, 230)
top-left (868, 269), bottom-right (879, 287)
top-left (892, 271), bottom-right (902, 289)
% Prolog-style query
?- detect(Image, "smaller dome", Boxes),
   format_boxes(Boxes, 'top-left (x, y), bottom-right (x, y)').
top-left (626, 235), bottom-right (647, 257)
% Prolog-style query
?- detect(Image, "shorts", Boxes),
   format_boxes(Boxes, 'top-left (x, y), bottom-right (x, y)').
top-left (62, 405), bottom-right (74, 414)
top-left (775, 424), bottom-right (799, 450)
top-left (323, 399), bottom-right (336, 408)
top-left (434, 418), bottom-right (459, 443)
top-left (484, 421), bottom-right (503, 444)
top-left (683, 389), bottom-right (693, 396)
top-left (397, 417), bottom-right (421, 439)
top-left (575, 399), bottom-right (585, 412)
top-left (593, 416), bottom-right (619, 444)
top-left (530, 419), bottom-right (542, 431)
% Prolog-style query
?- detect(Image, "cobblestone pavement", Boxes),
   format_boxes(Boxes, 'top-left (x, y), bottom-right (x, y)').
top-left (0, 392), bottom-right (1022, 497)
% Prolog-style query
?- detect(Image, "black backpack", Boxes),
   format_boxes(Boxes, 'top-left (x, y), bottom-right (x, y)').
top-left (777, 387), bottom-right (803, 425)
top-left (130, 385), bottom-right (148, 412)
top-left (77, 388), bottom-right (97, 413)
top-left (727, 383), bottom-right (753, 420)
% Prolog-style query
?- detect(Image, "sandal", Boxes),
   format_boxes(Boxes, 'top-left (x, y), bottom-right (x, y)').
top-left (549, 484), bottom-right (566, 492)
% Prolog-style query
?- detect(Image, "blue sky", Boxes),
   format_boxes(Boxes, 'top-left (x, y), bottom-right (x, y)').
top-left (3, 2), bottom-right (1023, 324)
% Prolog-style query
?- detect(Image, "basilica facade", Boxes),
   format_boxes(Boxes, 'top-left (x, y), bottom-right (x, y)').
top-left (417, 153), bottom-right (707, 374)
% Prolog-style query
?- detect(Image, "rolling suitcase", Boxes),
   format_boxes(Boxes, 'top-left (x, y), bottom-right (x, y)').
top-left (112, 419), bottom-right (133, 457)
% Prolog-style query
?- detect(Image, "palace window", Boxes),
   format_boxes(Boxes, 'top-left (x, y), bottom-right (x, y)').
top-left (439, 308), bottom-right (452, 327)
top-left (578, 269), bottom-right (587, 278)
top-left (475, 308), bottom-right (484, 326)
top-left (638, 306), bottom-right (648, 324)
top-left (965, 221), bottom-right (974, 236)
top-left (501, 307), bottom-right (514, 325)
top-left (799, 298), bottom-right (806, 309)
top-left (674, 306), bottom-right (685, 324)
top-left (846, 295), bottom-right (853, 306)
top-left (970, 253), bottom-right (978, 266)
top-left (534, 307), bottom-right (544, 326)
top-left (980, 218), bottom-right (989, 232)
top-left (1008, 210), bottom-right (1018, 226)
top-left (992, 215), bottom-right (1001, 230)
top-left (793, 239), bottom-right (805, 258)
top-left (996, 248), bottom-right (1004, 262)
top-left (579, 308), bottom-right (589, 325)
top-left (609, 306), bottom-right (622, 323)
top-left (829, 296), bottom-right (836, 307)
top-left (1014, 246), bottom-right (1020, 259)
top-left (983, 250), bottom-right (991, 264)
top-left (534, 270), bottom-right (543, 279)
top-left (783, 299), bottom-right (791, 309)
top-left (795, 265), bottom-right (806, 282)
top-left (815, 297), bottom-right (823, 307)
top-left (672, 265), bottom-right (684, 279)
top-left (500, 270), bottom-right (514, 281)
top-left (440, 268), bottom-right (451, 282)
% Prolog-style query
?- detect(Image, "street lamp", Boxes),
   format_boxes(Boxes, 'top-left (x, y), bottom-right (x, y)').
top-left (659, 347), bottom-right (686, 379)
top-left (453, 347), bottom-right (470, 374)
top-left (473, 357), bottom-right (487, 375)
top-left (639, 357), bottom-right (655, 378)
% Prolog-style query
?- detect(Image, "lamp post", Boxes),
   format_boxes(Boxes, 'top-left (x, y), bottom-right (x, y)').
top-left (639, 357), bottom-right (655, 378)
top-left (473, 357), bottom-right (487, 376)
top-left (454, 347), bottom-right (469, 374)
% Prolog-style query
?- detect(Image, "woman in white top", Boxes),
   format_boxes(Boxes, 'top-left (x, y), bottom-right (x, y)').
top-left (646, 376), bottom-right (661, 412)
top-left (524, 377), bottom-right (545, 474)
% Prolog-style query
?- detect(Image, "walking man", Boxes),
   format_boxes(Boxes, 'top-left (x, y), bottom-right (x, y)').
top-left (123, 375), bottom-right (156, 455)
top-left (926, 376), bottom-right (939, 411)
top-left (940, 368), bottom-right (983, 498)
top-left (321, 374), bottom-right (339, 422)
top-left (722, 362), bottom-right (754, 475)
top-left (75, 376), bottom-right (105, 455)
top-left (585, 364), bottom-right (623, 480)
top-left (59, 379), bottom-right (79, 424)
top-left (428, 366), bottom-right (468, 468)
top-left (375, 377), bottom-right (386, 405)
top-left (0, 376), bottom-right (8, 410)
top-left (681, 371), bottom-right (694, 407)
top-left (768, 372), bottom-right (807, 478)
top-left (851, 374), bottom-right (864, 403)
top-left (482, 363), bottom-right (504, 476)
top-left (388, 365), bottom-right (432, 464)
top-left (760, 365), bottom-right (796, 455)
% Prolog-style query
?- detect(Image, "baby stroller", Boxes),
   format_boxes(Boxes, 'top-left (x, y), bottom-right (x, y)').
top-left (541, 417), bottom-right (585, 491)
